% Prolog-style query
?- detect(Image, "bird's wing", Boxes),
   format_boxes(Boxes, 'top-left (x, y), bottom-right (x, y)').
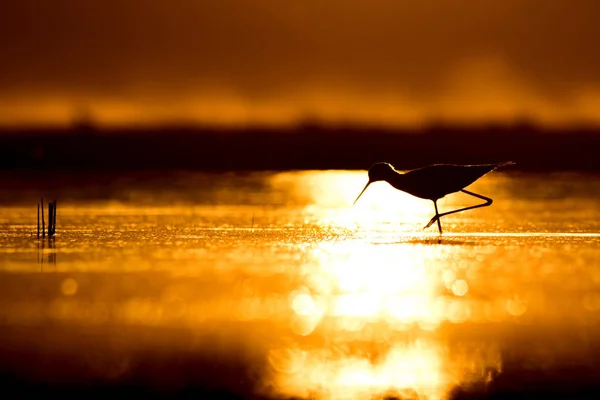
top-left (402, 164), bottom-right (504, 198)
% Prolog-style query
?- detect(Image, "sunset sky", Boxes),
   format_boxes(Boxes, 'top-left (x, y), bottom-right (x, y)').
top-left (1, 0), bottom-right (600, 127)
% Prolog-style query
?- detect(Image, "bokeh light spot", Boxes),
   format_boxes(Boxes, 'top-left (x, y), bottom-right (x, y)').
top-left (452, 280), bottom-right (469, 296)
top-left (61, 278), bottom-right (78, 296)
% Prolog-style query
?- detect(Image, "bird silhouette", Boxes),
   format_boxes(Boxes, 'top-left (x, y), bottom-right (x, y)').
top-left (354, 161), bottom-right (515, 234)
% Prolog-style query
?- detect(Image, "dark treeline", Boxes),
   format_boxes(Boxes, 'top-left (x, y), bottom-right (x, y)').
top-left (1, 122), bottom-right (599, 172)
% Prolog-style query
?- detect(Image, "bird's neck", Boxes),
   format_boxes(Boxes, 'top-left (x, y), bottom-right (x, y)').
top-left (383, 169), bottom-right (406, 190)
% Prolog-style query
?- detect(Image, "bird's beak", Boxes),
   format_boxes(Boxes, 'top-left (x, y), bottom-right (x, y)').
top-left (353, 181), bottom-right (372, 205)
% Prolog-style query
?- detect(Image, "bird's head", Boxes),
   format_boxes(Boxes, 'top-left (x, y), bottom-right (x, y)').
top-left (367, 162), bottom-right (395, 182)
top-left (354, 162), bottom-right (395, 205)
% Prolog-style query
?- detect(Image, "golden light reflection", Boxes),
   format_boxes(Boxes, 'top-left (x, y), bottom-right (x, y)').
top-left (269, 341), bottom-right (447, 400)
top-left (265, 238), bottom-right (513, 399)
top-left (269, 171), bottom-right (433, 230)
top-left (296, 241), bottom-right (444, 327)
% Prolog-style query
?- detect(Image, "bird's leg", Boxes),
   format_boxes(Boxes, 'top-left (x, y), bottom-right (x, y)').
top-left (435, 201), bottom-right (442, 234)
top-left (425, 189), bottom-right (493, 230)
top-left (424, 200), bottom-right (443, 234)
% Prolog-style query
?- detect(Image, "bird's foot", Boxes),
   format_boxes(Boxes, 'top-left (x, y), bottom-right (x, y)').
top-left (423, 215), bottom-right (439, 230)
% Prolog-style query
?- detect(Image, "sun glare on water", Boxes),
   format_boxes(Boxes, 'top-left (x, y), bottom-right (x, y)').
top-left (269, 341), bottom-right (446, 400)
top-left (269, 170), bottom-right (433, 230)
top-left (259, 171), bottom-right (499, 399)
top-left (308, 241), bottom-right (440, 326)
top-left (265, 239), bottom-right (479, 399)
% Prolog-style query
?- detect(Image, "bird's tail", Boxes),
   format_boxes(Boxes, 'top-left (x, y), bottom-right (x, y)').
top-left (497, 161), bottom-right (516, 168)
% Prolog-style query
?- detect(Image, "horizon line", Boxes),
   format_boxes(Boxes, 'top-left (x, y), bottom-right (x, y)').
top-left (2, 119), bottom-right (600, 132)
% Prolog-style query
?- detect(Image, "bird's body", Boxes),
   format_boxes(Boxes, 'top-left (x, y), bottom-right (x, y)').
top-left (354, 161), bottom-right (515, 234)
top-left (380, 162), bottom-right (512, 200)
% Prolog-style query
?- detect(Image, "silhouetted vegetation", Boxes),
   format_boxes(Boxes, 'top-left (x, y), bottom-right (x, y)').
top-left (37, 198), bottom-right (56, 238)
top-left (1, 122), bottom-right (600, 172)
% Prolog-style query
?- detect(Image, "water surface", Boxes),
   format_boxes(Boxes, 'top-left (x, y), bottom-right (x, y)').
top-left (1, 170), bottom-right (599, 399)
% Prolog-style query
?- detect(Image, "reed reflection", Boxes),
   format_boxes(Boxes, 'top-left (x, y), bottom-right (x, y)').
top-left (38, 237), bottom-right (57, 272)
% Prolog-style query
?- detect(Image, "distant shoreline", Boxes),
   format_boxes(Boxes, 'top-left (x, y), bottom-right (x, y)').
top-left (1, 124), bottom-right (599, 172)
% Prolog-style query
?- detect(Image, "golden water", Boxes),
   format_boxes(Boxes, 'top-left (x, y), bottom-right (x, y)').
top-left (1, 170), bottom-right (599, 398)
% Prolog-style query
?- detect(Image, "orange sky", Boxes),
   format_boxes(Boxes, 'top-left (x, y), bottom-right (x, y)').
top-left (1, 0), bottom-right (600, 127)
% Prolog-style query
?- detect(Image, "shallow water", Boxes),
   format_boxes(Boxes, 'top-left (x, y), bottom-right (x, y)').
top-left (1, 170), bottom-right (600, 399)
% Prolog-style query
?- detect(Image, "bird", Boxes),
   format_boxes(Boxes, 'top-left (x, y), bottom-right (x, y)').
top-left (353, 161), bottom-right (515, 234)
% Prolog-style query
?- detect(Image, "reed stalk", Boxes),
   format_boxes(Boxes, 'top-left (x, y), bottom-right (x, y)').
top-left (36, 198), bottom-right (58, 238)
top-left (48, 202), bottom-right (54, 237)
top-left (41, 197), bottom-right (45, 238)
top-left (52, 200), bottom-right (57, 236)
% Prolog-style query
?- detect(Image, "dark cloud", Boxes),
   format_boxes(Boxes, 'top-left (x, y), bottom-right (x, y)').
top-left (1, 0), bottom-right (600, 125)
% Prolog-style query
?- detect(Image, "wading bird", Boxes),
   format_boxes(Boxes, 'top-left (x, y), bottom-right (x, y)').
top-left (354, 162), bottom-right (515, 234)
